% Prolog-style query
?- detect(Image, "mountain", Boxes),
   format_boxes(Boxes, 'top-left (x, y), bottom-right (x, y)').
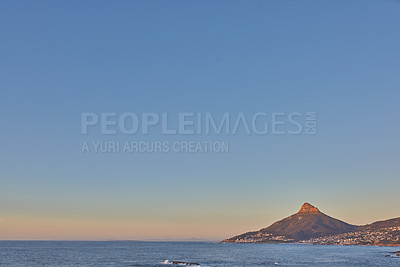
top-left (222, 203), bottom-right (400, 244)
top-left (359, 217), bottom-right (400, 231)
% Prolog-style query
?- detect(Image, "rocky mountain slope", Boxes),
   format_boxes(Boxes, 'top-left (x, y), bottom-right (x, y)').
top-left (222, 203), bottom-right (400, 245)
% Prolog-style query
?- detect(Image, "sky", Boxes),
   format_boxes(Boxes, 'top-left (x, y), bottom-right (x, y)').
top-left (0, 0), bottom-right (399, 241)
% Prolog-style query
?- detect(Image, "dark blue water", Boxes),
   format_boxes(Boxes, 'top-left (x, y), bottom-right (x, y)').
top-left (0, 241), bottom-right (398, 266)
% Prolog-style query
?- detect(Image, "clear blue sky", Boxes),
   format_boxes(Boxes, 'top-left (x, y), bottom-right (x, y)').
top-left (0, 0), bottom-right (399, 240)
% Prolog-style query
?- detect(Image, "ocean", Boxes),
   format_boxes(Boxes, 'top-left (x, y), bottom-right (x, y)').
top-left (0, 241), bottom-right (398, 266)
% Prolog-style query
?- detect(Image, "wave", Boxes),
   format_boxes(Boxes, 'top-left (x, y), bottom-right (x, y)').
top-left (162, 260), bottom-right (201, 266)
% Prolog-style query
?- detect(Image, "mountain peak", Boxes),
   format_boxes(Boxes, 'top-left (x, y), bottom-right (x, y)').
top-left (222, 202), bottom-right (357, 243)
top-left (297, 203), bottom-right (320, 214)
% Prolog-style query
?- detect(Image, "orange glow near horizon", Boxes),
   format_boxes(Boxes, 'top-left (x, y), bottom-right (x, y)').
top-left (1, 202), bottom-right (399, 241)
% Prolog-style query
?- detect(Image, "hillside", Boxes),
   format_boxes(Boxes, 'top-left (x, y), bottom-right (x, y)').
top-left (222, 203), bottom-right (400, 244)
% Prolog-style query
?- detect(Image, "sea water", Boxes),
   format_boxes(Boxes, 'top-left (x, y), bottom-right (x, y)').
top-left (0, 241), bottom-right (398, 266)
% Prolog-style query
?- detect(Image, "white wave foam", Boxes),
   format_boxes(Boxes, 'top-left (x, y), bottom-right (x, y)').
top-left (162, 259), bottom-right (201, 266)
